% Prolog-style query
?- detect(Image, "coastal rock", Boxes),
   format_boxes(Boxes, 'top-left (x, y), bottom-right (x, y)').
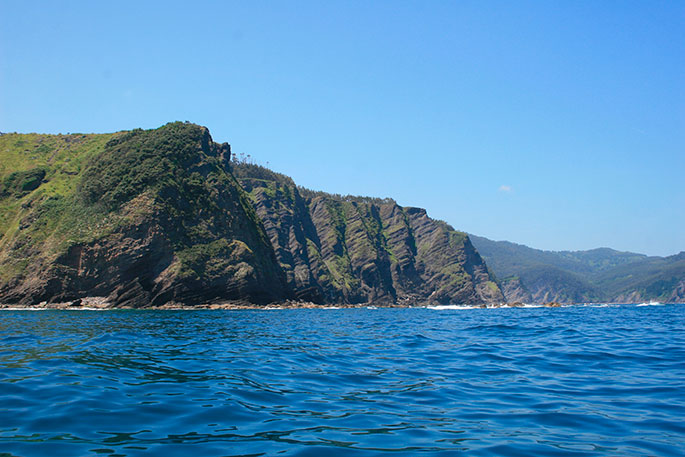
top-left (668, 280), bottom-right (685, 303)
top-left (0, 123), bottom-right (503, 307)
top-left (0, 123), bottom-right (287, 307)
top-left (236, 164), bottom-right (503, 305)
top-left (499, 277), bottom-right (532, 303)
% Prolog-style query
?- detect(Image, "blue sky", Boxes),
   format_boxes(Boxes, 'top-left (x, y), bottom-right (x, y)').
top-left (1, 1), bottom-right (683, 256)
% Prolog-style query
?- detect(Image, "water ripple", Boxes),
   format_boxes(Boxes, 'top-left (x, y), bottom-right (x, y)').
top-left (0, 305), bottom-right (683, 455)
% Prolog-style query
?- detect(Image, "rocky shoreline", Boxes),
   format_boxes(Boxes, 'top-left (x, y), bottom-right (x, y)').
top-left (0, 298), bottom-right (619, 310)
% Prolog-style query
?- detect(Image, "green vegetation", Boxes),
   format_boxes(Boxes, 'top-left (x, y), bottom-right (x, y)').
top-left (593, 252), bottom-right (685, 301)
top-left (234, 159), bottom-right (502, 305)
top-left (0, 167), bottom-right (46, 198)
top-left (232, 162), bottom-right (296, 188)
top-left (0, 132), bottom-right (116, 277)
top-left (4, 122), bottom-right (677, 306)
top-left (1, 125), bottom-right (216, 267)
top-left (298, 186), bottom-right (396, 206)
top-left (79, 123), bottom-right (219, 211)
top-left (470, 235), bottom-right (684, 302)
top-left (0, 123), bottom-right (285, 305)
top-left (176, 239), bottom-right (254, 280)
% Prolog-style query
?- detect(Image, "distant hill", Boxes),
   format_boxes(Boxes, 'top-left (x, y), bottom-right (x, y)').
top-left (470, 235), bottom-right (684, 303)
top-left (593, 252), bottom-right (685, 302)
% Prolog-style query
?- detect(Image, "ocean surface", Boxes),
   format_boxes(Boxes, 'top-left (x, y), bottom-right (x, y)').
top-left (0, 305), bottom-right (683, 456)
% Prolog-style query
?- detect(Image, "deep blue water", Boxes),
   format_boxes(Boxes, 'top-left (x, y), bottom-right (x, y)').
top-left (0, 305), bottom-right (683, 457)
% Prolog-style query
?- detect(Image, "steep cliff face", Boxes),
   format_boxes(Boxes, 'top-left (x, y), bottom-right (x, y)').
top-left (499, 277), bottom-right (532, 303)
top-left (235, 164), bottom-right (503, 305)
top-left (668, 280), bottom-right (685, 303)
top-left (0, 123), bottom-right (287, 306)
top-left (0, 123), bottom-right (502, 307)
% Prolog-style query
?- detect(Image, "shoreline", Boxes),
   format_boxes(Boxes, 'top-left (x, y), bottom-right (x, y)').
top-left (0, 297), bottom-right (676, 311)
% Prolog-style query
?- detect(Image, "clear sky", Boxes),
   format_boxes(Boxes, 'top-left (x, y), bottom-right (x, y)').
top-left (1, 1), bottom-right (683, 256)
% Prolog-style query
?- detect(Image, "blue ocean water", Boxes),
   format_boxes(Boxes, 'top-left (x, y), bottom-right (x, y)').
top-left (0, 305), bottom-right (683, 456)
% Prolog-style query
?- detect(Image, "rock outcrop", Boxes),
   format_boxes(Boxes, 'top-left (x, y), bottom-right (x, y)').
top-left (6, 124), bottom-right (679, 307)
top-left (235, 164), bottom-right (503, 305)
top-left (0, 123), bottom-right (503, 307)
top-left (499, 277), bottom-right (532, 303)
top-left (0, 123), bottom-right (287, 307)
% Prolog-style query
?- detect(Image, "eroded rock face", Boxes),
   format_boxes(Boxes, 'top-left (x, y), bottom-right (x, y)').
top-left (237, 166), bottom-right (504, 305)
top-left (668, 280), bottom-right (685, 303)
top-left (0, 123), bottom-right (287, 307)
top-left (498, 277), bottom-right (532, 304)
top-left (0, 123), bottom-right (502, 307)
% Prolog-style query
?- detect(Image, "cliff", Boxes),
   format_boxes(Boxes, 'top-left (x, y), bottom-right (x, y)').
top-left (0, 123), bottom-right (502, 307)
top-left (0, 123), bottom-right (287, 307)
top-left (234, 164), bottom-right (502, 305)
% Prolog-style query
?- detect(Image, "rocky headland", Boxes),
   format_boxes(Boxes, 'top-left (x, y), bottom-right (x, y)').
top-left (0, 122), bottom-right (502, 308)
top-left (2, 122), bottom-right (680, 308)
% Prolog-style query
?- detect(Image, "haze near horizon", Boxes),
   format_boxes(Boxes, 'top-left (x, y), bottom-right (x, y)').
top-left (1, 1), bottom-right (682, 256)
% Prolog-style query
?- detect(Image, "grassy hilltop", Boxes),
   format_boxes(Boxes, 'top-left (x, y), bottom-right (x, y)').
top-left (0, 123), bottom-right (286, 306)
top-left (0, 123), bottom-right (501, 307)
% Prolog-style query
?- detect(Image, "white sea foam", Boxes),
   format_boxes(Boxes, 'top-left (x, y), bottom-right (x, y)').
top-left (427, 305), bottom-right (479, 310)
top-left (0, 307), bottom-right (43, 311)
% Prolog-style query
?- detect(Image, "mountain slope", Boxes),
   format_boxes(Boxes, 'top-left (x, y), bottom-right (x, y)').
top-left (594, 252), bottom-right (685, 302)
top-left (470, 235), bottom-right (684, 303)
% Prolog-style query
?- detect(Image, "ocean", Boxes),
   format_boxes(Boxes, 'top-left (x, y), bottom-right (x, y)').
top-left (0, 304), bottom-right (683, 456)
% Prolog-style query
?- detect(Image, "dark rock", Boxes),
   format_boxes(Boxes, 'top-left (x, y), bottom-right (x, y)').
top-left (0, 123), bottom-right (504, 308)
top-left (236, 164), bottom-right (504, 305)
top-left (0, 123), bottom-right (288, 307)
